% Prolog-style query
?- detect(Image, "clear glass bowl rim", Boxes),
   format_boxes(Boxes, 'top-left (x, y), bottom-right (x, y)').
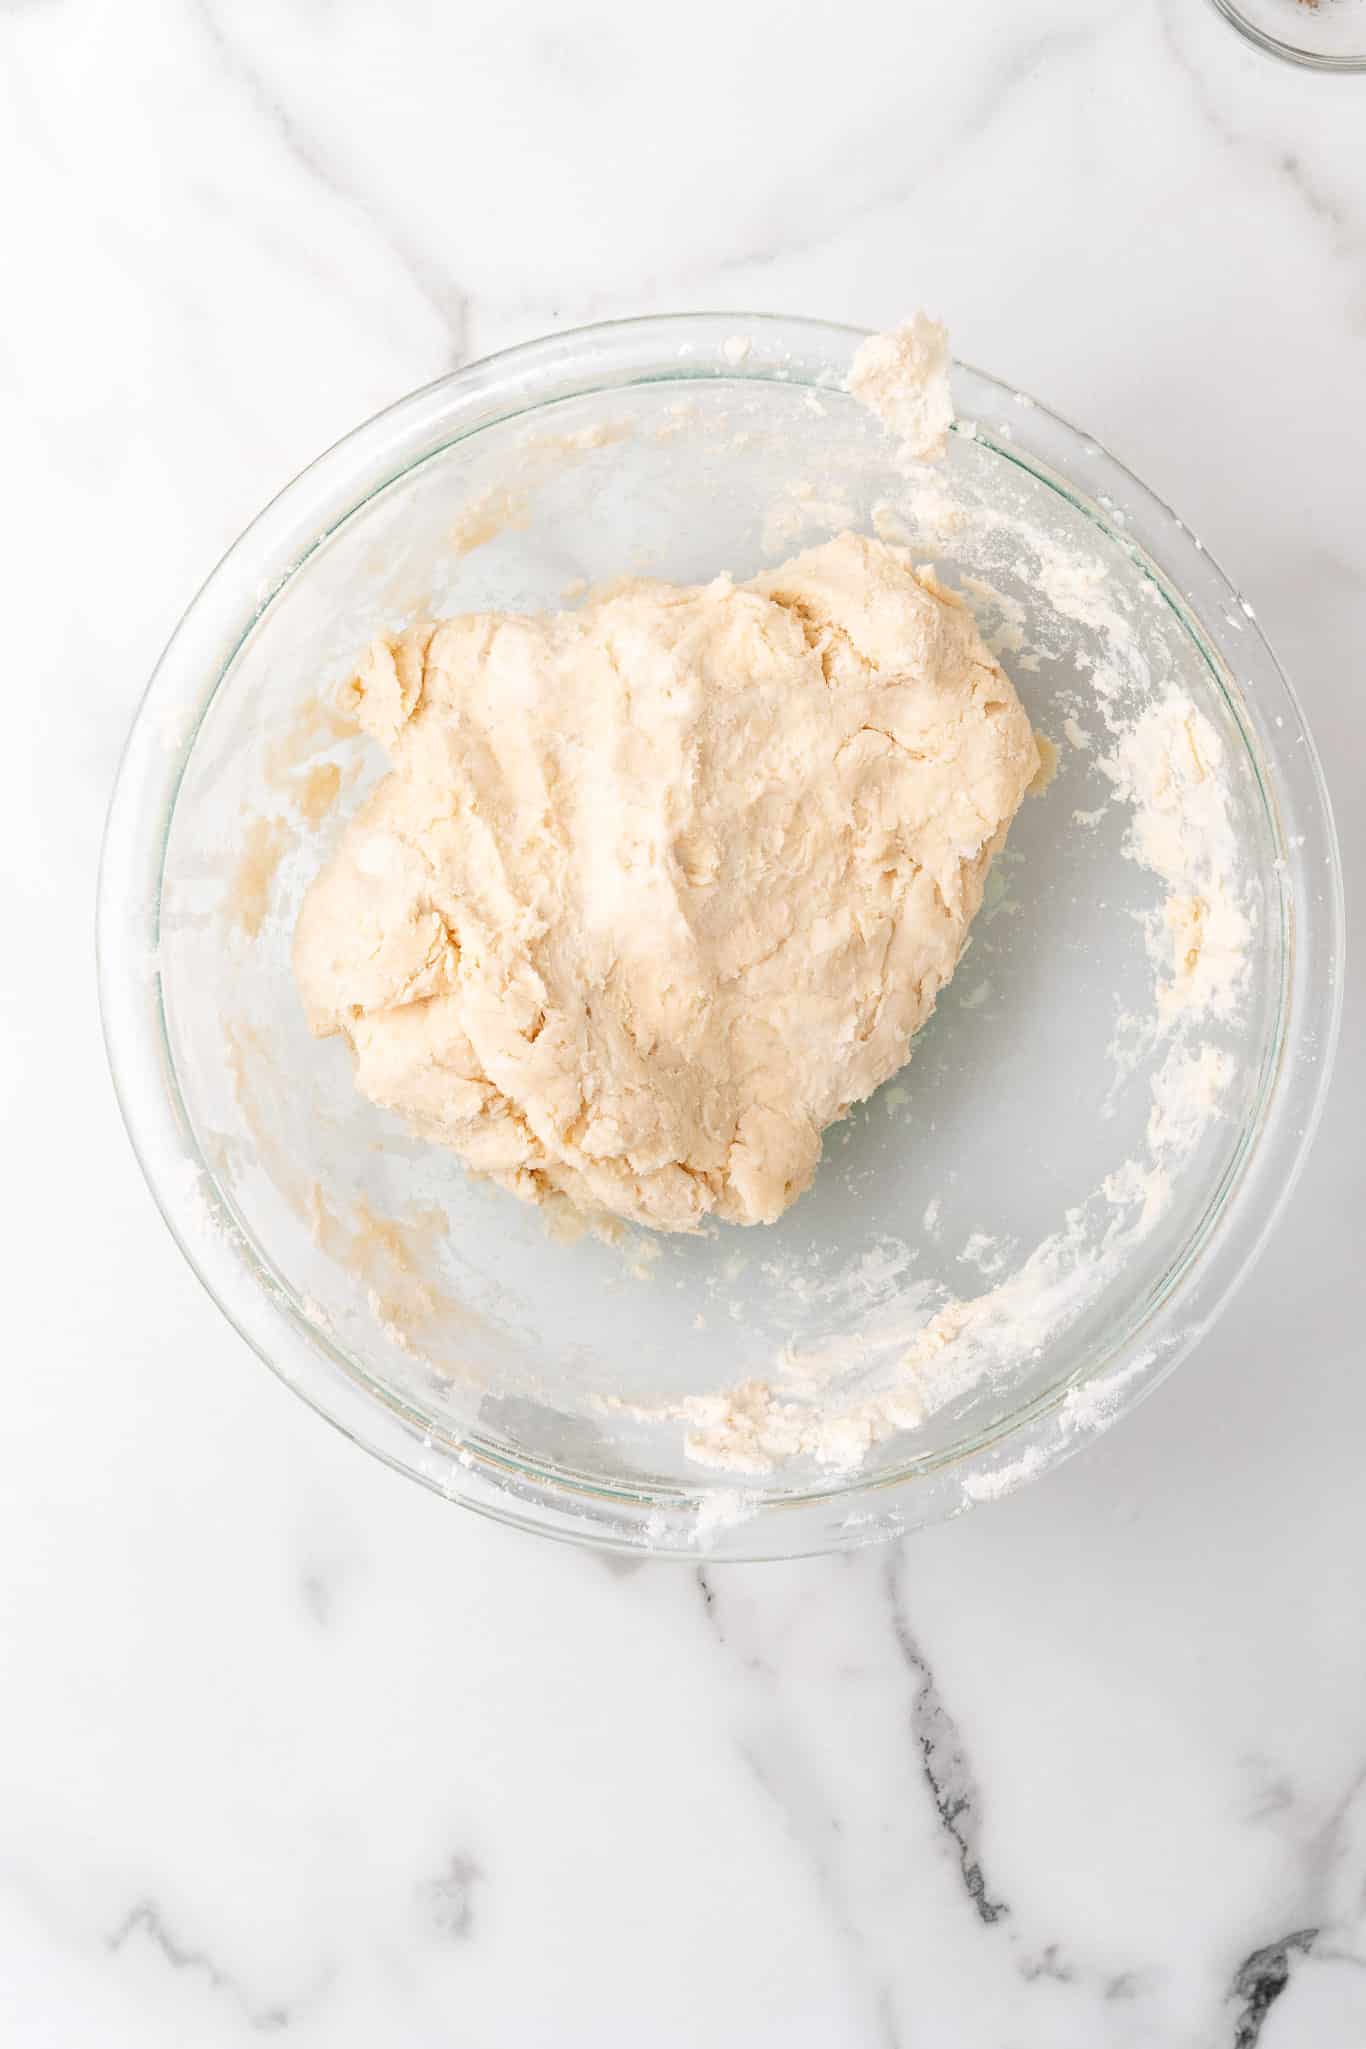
top-left (97, 311), bottom-right (1346, 1560)
top-left (1207, 0), bottom-right (1366, 70)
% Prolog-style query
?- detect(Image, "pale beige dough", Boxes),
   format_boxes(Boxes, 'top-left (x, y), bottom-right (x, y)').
top-left (294, 533), bottom-right (1039, 1232)
top-left (848, 313), bottom-right (953, 461)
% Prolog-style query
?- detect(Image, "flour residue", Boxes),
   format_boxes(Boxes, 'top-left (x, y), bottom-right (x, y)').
top-left (606, 402), bottom-right (1256, 1477)
top-left (762, 480), bottom-right (858, 554)
top-left (1101, 699), bottom-right (1251, 1024)
top-left (266, 692), bottom-right (359, 789)
top-left (323, 1192), bottom-right (457, 1356)
top-left (217, 1016), bottom-right (474, 1370)
top-left (448, 421), bottom-right (632, 558)
top-left (848, 313), bottom-right (954, 463)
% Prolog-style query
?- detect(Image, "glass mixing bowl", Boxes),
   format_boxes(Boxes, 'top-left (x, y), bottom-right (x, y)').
top-left (98, 314), bottom-right (1342, 1558)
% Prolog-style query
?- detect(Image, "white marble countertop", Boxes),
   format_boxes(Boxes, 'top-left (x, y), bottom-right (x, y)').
top-left (3, 2), bottom-right (1364, 2042)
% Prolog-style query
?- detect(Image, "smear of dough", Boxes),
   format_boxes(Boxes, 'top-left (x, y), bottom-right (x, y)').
top-left (265, 693), bottom-right (358, 787)
top-left (296, 761), bottom-right (342, 827)
top-left (295, 534), bottom-right (1038, 1233)
top-left (1030, 734), bottom-right (1060, 794)
top-left (229, 816), bottom-right (293, 939)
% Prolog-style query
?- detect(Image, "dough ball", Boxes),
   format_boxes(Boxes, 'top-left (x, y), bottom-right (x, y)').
top-left (294, 534), bottom-right (1039, 1231)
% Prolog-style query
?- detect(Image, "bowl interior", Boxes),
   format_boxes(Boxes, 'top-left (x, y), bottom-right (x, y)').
top-left (153, 349), bottom-right (1288, 1528)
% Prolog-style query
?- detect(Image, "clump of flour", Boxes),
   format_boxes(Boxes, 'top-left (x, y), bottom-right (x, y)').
top-left (1100, 698), bottom-right (1251, 1024)
top-left (848, 313), bottom-right (954, 462)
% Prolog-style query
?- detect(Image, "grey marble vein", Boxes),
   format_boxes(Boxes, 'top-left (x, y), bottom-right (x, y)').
top-left (1159, 0), bottom-right (1364, 271)
top-left (689, 1566), bottom-right (777, 1682)
top-left (1303, 1763), bottom-right (1366, 1904)
top-left (1104, 1971), bottom-right (1142, 2001)
top-left (684, 1569), bottom-right (902, 2044)
top-left (883, 1549), bottom-right (1008, 1927)
top-left (108, 1900), bottom-right (292, 2032)
top-left (1228, 1927), bottom-right (1318, 2049)
top-left (1237, 1756), bottom-right (1366, 1998)
top-left (597, 1548), bottom-right (648, 1578)
top-left (706, 18), bottom-right (1113, 285)
top-left (1019, 1941), bottom-right (1073, 1984)
top-left (736, 1735), bottom-right (903, 2049)
top-left (416, 1853), bottom-right (483, 1942)
top-left (299, 1568), bottom-right (333, 1624)
top-left (0, 26), bottom-right (61, 177)
top-left (189, 0), bottom-right (470, 365)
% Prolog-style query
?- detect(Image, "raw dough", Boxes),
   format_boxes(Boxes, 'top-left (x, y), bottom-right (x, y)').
top-left (848, 314), bottom-right (953, 462)
top-left (294, 534), bottom-right (1039, 1232)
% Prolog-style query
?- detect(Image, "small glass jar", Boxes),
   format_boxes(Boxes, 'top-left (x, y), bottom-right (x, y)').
top-left (1209, 0), bottom-right (1366, 69)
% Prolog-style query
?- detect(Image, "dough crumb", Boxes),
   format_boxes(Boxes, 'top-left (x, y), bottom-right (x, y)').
top-left (848, 313), bottom-right (954, 462)
top-left (1029, 734), bottom-right (1060, 793)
